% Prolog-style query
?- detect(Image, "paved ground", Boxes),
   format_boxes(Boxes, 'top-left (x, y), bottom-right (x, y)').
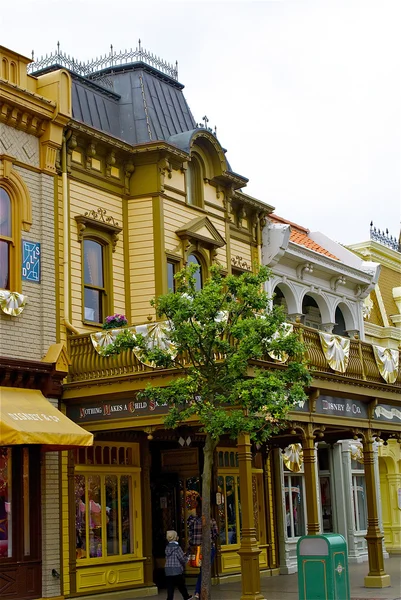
top-left (77, 557), bottom-right (401, 600)
top-left (145, 557), bottom-right (401, 600)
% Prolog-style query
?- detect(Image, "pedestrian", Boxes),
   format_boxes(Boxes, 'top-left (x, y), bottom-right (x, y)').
top-left (187, 498), bottom-right (218, 599)
top-left (165, 530), bottom-right (193, 600)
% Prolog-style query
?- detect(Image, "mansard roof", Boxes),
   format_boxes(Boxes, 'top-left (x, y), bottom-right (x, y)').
top-left (29, 45), bottom-right (197, 145)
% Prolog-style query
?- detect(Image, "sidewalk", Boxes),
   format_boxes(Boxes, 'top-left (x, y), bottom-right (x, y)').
top-left (145, 557), bottom-right (401, 600)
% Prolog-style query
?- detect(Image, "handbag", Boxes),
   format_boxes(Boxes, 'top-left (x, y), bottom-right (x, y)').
top-left (189, 545), bottom-right (202, 568)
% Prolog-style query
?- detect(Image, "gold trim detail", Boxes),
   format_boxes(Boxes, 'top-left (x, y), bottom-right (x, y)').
top-left (282, 443), bottom-right (303, 472)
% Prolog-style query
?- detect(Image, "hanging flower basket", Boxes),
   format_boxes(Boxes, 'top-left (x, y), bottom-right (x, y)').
top-left (102, 314), bottom-right (128, 330)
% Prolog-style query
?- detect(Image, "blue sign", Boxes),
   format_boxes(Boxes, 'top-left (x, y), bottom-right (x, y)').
top-left (22, 241), bottom-right (41, 282)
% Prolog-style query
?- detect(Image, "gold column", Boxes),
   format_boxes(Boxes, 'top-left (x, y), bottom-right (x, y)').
top-left (302, 425), bottom-right (320, 535)
top-left (363, 435), bottom-right (391, 588)
top-left (140, 436), bottom-right (155, 587)
top-left (237, 433), bottom-right (265, 600)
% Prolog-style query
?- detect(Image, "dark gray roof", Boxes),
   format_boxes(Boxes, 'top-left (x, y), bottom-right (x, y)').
top-left (71, 63), bottom-right (197, 145)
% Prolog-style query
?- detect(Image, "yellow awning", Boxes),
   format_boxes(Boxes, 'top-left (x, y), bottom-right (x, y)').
top-left (0, 387), bottom-right (93, 448)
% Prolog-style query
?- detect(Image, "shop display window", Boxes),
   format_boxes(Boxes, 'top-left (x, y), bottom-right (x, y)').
top-left (74, 442), bottom-right (140, 562)
top-left (0, 448), bottom-right (11, 558)
top-left (283, 474), bottom-right (306, 538)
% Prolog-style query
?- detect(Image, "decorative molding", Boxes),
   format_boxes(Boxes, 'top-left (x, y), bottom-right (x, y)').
top-left (288, 243), bottom-right (374, 283)
top-left (330, 275), bottom-right (346, 291)
top-left (176, 215), bottom-right (226, 249)
top-left (296, 262), bottom-right (314, 280)
top-left (75, 208), bottom-right (122, 251)
top-left (231, 255), bottom-right (251, 271)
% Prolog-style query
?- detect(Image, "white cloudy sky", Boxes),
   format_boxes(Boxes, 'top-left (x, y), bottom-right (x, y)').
top-left (3, 0), bottom-right (400, 245)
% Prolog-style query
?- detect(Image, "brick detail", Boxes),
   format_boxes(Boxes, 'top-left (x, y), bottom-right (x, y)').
top-left (41, 399), bottom-right (61, 598)
top-left (0, 123), bottom-right (40, 167)
top-left (0, 164), bottom-right (57, 360)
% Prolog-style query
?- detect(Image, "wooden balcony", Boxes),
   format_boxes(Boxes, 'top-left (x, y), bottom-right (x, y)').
top-left (66, 324), bottom-right (401, 390)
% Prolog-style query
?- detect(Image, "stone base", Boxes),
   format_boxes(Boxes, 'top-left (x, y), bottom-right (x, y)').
top-left (240, 593), bottom-right (265, 600)
top-left (73, 586), bottom-right (159, 599)
top-left (364, 573), bottom-right (391, 588)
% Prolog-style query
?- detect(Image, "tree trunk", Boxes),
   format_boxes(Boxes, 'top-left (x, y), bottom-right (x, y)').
top-left (200, 433), bottom-right (217, 600)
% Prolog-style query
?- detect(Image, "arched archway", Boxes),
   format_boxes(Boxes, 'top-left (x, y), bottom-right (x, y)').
top-left (272, 281), bottom-right (298, 316)
top-left (301, 292), bottom-right (330, 329)
top-left (333, 301), bottom-right (356, 337)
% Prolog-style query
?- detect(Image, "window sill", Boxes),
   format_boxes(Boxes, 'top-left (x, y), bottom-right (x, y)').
top-left (82, 320), bottom-right (103, 329)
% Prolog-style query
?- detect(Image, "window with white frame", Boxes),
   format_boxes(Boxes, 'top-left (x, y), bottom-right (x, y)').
top-left (283, 469), bottom-right (307, 539)
top-left (351, 457), bottom-right (367, 531)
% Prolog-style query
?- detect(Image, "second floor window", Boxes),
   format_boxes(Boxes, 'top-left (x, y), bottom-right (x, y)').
top-left (0, 188), bottom-right (12, 290)
top-left (187, 254), bottom-right (203, 291)
top-left (83, 240), bottom-right (105, 324)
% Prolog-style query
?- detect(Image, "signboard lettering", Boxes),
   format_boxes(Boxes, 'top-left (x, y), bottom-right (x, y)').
top-left (315, 396), bottom-right (368, 419)
top-left (67, 397), bottom-right (168, 424)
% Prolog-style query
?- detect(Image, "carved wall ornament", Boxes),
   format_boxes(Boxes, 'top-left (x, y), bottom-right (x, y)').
top-left (362, 294), bottom-right (373, 319)
top-left (86, 142), bottom-right (96, 169)
top-left (75, 208), bottom-right (122, 252)
top-left (296, 262), bottom-right (314, 280)
top-left (231, 256), bottom-right (251, 271)
top-left (105, 150), bottom-right (116, 178)
top-left (124, 161), bottom-right (135, 193)
top-left (330, 275), bottom-right (346, 291)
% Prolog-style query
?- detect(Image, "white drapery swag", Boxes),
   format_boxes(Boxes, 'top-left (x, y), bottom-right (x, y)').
top-left (282, 443), bottom-right (303, 472)
top-left (90, 321), bottom-right (177, 367)
top-left (0, 290), bottom-right (27, 316)
top-left (318, 332), bottom-right (350, 373)
top-left (372, 346), bottom-right (399, 384)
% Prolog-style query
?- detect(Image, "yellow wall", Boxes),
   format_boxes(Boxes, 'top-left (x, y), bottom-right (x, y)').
top-left (127, 197), bottom-right (156, 322)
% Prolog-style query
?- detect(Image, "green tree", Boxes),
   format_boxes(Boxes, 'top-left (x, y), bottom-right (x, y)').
top-left (104, 264), bottom-right (311, 600)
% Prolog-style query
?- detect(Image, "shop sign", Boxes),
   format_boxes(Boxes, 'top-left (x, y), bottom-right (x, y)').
top-left (315, 395), bottom-right (368, 418)
top-left (67, 397), bottom-right (168, 423)
top-left (22, 240), bottom-right (41, 282)
top-left (374, 404), bottom-right (401, 422)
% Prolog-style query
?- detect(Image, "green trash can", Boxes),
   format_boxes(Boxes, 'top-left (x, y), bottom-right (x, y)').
top-left (297, 534), bottom-right (350, 600)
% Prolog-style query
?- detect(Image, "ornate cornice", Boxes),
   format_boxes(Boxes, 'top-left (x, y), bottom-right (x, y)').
top-left (75, 208), bottom-right (122, 251)
top-left (0, 355), bottom-right (66, 398)
top-left (348, 241), bottom-right (401, 272)
top-left (287, 242), bottom-right (373, 283)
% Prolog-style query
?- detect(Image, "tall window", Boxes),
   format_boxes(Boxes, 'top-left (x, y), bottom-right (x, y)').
top-left (318, 447), bottom-right (333, 533)
top-left (351, 458), bottom-right (367, 531)
top-left (0, 188), bottom-right (12, 290)
top-left (187, 254), bottom-right (203, 291)
top-left (283, 469), bottom-right (307, 538)
top-left (167, 260), bottom-right (178, 292)
top-left (83, 240), bottom-right (105, 323)
top-left (186, 155), bottom-right (204, 208)
top-left (74, 443), bottom-right (141, 561)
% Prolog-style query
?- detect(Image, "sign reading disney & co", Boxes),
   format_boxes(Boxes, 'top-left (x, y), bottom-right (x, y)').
top-left (315, 395), bottom-right (368, 419)
top-left (67, 397), bottom-right (168, 424)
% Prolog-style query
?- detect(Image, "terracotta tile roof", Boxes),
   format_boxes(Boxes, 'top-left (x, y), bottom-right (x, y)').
top-left (270, 214), bottom-right (339, 260)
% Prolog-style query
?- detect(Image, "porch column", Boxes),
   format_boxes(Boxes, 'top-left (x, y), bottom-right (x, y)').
top-left (140, 436), bottom-right (154, 587)
top-left (363, 435), bottom-right (391, 588)
top-left (237, 433), bottom-right (265, 600)
top-left (302, 425), bottom-right (320, 534)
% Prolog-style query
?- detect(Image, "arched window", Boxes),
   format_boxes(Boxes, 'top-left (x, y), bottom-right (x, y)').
top-left (83, 239), bottom-right (106, 324)
top-left (187, 254), bottom-right (203, 291)
top-left (187, 155), bottom-right (204, 208)
top-left (0, 188), bottom-right (12, 289)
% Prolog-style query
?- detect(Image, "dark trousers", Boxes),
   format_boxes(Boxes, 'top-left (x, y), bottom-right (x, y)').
top-left (166, 573), bottom-right (191, 600)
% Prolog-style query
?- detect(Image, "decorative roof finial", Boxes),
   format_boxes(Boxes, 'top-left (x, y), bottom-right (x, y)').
top-left (202, 115), bottom-right (209, 129)
top-left (57, 41), bottom-right (60, 54)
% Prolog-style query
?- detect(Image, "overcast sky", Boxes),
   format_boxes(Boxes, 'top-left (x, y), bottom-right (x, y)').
top-left (3, 0), bottom-right (400, 245)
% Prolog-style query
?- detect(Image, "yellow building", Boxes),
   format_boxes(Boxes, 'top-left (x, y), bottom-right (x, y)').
top-left (349, 228), bottom-right (401, 555)
top-left (17, 44), bottom-right (401, 600)
top-left (0, 46), bottom-right (92, 600)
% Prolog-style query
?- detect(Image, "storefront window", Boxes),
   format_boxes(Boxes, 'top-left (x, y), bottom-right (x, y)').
top-left (352, 474), bottom-right (368, 531)
top-left (120, 475), bottom-right (133, 555)
top-left (23, 448), bottom-right (30, 556)
top-left (75, 470), bottom-right (138, 560)
top-left (217, 475), bottom-right (239, 545)
top-left (284, 474), bottom-right (306, 538)
top-left (0, 448), bottom-right (11, 558)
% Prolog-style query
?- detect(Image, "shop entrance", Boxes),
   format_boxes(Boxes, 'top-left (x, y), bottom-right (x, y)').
top-left (150, 444), bottom-right (201, 586)
top-left (0, 446), bottom-right (42, 600)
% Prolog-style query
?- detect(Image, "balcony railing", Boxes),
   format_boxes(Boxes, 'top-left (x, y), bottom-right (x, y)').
top-left (66, 323), bottom-right (401, 388)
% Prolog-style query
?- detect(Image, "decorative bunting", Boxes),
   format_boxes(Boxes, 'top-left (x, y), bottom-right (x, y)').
top-left (372, 346), bottom-right (399, 384)
top-left (318, 332), bottom-right (350, 373)
top-left (282, 443), bottom-right (303, 472)
top-left (0, 291), bottom-right (27, 316)
top-left (268, 322), bottom-right (293, 363)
